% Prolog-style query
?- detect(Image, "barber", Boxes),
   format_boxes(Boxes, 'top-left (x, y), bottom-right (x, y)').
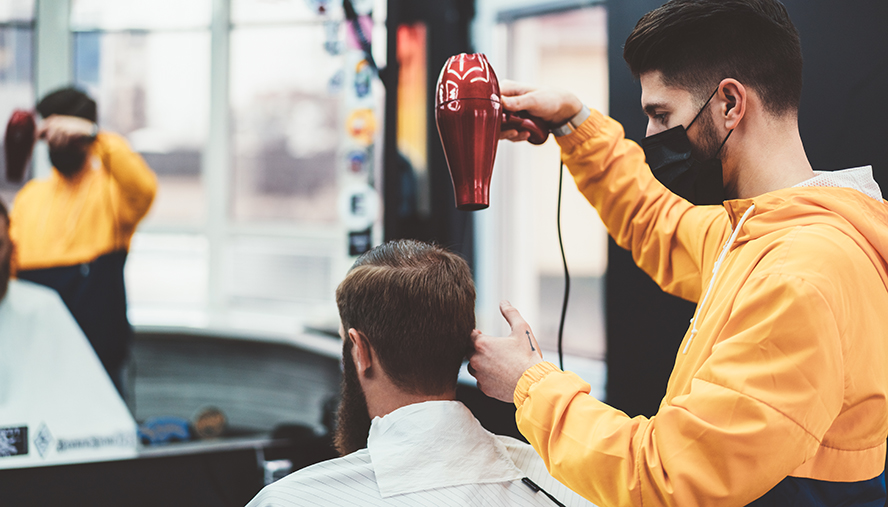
top-left (468, 0), bottom-right (888, 505)
top-left (10, 87), bottom-right (157, 395)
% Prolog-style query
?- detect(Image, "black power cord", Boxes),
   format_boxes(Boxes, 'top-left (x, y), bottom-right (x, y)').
top-left (556, 160), bottom-right (569, 371)
top-left (522, 477), bottom-right (567, 507)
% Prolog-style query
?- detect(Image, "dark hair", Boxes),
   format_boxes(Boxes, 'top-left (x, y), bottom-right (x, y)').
top-left (0, 197), bottom-right (7, 222)
top-left (335, 240), bottom-right (475, 395)
top-left (624, 0), bottom-right (803, 116)
top-left (36, 87), bottom-right (98, 123)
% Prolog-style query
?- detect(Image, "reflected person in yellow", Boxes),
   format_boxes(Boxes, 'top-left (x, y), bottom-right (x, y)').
top-left (1, 197), bottom-right (139, 465)
top-left (10, 87), bottom-right (157, 395)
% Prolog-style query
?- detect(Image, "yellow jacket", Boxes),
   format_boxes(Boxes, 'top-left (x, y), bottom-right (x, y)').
top-left (514, 109), bottom-right (888, 506)
top-left (10, 131), bottom-right (157, 269)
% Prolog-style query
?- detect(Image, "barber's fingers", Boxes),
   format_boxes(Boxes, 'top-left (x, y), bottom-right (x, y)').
top-left (466, 331), bottom-right (484, 382)
top-left (498, 301), bottom-right (543, 357)
top-left (499, 300), bottom-right (528, 329)
top-left (44, 130), bottom-right (66, 149)
top-left (501, 87), bottom-right (584, 126)
top-left (500, 79), bottom-right (538, 97)
top-left (469, 329), bottom-right (483, 352)
top-left (38, 115), bottom-right (94, 148)
top-left (499, 80), bottom-right (552, 117)
top-left (37, 119), bottom-right (61, 144)
top-left (502, 91), bottom-right (568, 124)
top-left (466, 335), bottom-right (501, 400)
top-left (470, 328), bottom-right (492, 355)
top-left (499, 129), bottom-right (531, 142)
top-left (501, 93), bottom-right (539, 115)
top-left (38, 118), bottom-right (71, 148)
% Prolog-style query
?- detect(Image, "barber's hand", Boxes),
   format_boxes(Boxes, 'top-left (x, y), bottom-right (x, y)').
top-left (499, 80), bottom-right (583, 142)
top-left (468, 301), bottom-right (544, 403)
top-left (38, 115), bottom-right (96, 150)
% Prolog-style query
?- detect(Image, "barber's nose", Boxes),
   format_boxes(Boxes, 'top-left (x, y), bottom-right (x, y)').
top-left (646, 121), bottom-right (663, 137)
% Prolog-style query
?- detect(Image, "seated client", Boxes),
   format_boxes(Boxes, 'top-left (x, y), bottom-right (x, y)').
top-left (247, 239), bottom-right (594, 506)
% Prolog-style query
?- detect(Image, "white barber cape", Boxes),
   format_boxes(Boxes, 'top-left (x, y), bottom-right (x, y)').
top-left (247, 400), bottom-right (596, 506)
top-left (0, 279), bottom-right (137, 469)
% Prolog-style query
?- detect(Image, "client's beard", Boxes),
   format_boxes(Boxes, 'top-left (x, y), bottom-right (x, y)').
top-left (333, 339), bottom-right (372, 456)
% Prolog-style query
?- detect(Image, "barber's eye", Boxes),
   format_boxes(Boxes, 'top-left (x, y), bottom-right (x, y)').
top-left (653, 113), bottom-right (667, 123)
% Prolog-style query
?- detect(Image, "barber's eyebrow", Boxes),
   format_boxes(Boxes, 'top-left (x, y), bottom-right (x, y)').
top-left (643, 102), bottom-right (668, 117)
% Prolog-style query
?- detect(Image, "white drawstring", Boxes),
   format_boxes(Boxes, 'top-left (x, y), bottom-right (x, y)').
top-left (683, 204), bottom-right (756, 354)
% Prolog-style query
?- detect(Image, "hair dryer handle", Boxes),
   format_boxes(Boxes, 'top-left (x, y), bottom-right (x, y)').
top-left (4, 109), bottom-right (37, 183)
top-left (502, 110), bottom-right (549, 145)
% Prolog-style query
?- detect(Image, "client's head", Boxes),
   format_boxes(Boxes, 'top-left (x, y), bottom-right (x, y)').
top-left (333, 239), bottom-right (475, 455)
top-left (0, 199), bottom-right (12, 302)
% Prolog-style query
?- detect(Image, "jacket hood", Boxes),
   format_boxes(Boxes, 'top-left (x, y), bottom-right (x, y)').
top-left (723, 166), bottom-right (888, 288)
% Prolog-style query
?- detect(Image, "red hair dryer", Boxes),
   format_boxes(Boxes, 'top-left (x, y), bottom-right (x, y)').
top-left (4, 110), bottom-right (37, 183)
top-left (435, 53), bottom-right (548, 211)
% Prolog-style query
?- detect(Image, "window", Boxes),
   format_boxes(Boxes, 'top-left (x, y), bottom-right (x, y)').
top-left (477, 5), bottom-right (609, 397)
top-left (0, 0), bottom-right (34, 207)
top-left (229, 0), bottom-right (386, 225)
top-left (61, 0), bottom-right (385, 330)
top-left (71, 0), bottom-right (211, 226)
top-left (229, 25), bottom-right (342, 223)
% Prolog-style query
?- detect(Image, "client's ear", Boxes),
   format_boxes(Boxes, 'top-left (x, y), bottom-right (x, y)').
top-left (348, 328), bottom-right (374, 378)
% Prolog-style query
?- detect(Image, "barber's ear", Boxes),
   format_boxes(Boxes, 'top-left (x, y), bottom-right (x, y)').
top-left (718, 78), bottom-right (746, 130)
top-left (347, 328), bottom-right (374, 378)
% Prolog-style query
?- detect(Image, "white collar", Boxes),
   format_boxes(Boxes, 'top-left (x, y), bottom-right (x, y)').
top-left (794, 166), bottom-right (883, 201)
top-left (367, 400), bottom-right (525, 498)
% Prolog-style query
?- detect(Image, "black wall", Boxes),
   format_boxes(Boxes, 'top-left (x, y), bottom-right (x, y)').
top-left (383, 0), bottom-right (476, 266)
top-left (604, 0), bottom-right (888, 417)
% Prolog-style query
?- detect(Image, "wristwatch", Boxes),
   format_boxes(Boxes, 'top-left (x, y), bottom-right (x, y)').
top-left (551, 105), bottom-right (591, 137)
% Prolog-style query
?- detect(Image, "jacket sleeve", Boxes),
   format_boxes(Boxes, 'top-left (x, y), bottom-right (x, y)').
top-left (557, 109), bottom-right (728, 301)
top-left (514, 272), bottom-right (844, 506)
top-left (92, 131), bottom-right (158, 230)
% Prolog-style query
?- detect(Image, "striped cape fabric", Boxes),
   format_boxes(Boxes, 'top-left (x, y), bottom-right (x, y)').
top-left (247, 401), bottom-right (596, 507)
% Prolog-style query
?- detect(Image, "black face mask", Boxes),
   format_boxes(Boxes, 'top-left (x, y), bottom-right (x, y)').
top-left (641, 88), bottom-right (733, 206)
top-left (49, 139), bottom-right (92, 178)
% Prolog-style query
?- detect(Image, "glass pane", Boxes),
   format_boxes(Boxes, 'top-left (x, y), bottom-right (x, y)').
top-left (73, 31), bottom-right (210, 225)
top-left (71, 0), bottom-right (210, 30)
top-left (0, 26), bottom-right (34, 207)
top-left (528, 7), bottom-right (609, 360)
top-left (232, 0), bottom-right (386, 25)
top-left (0, 0), bottom-right (34, 22)
top-left (125, 233), bottom-right (209, 327)
top-left (230, 26), bottom-right (344, 223)
top-left (498, 6), bottom-right (609, 363)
